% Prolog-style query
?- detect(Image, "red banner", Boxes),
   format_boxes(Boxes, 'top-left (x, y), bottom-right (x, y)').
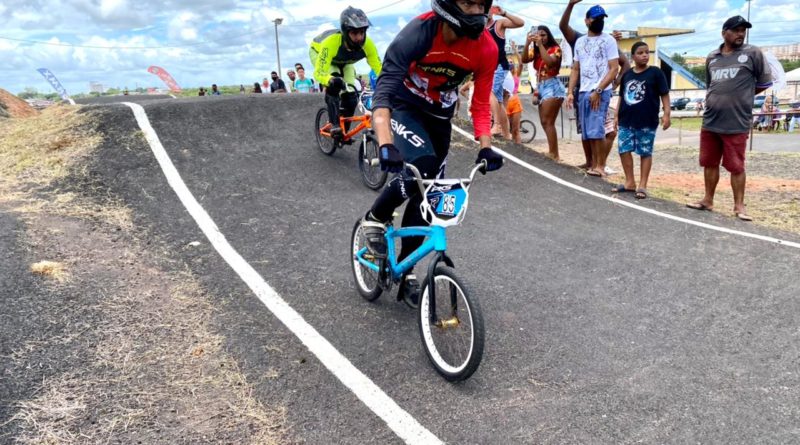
top-left (147, 66), bottom-right (182, 92)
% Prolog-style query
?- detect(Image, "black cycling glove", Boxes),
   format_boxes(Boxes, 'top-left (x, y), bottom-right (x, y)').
top-left (476, 147), bottom-right (504, 173)
top-left (379, 143), bottom-right (404, 173)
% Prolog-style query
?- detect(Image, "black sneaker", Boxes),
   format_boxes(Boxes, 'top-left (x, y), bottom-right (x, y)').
top-left (360, 213), bottom-right (387, 258)
top-left (399, 274), bottom-right (420, 309)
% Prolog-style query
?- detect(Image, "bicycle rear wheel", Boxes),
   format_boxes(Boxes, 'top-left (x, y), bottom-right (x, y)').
top-left (359, 132), bottom-right (388, 190)
top-left (519, 119), bottom-right (536, 144)
top-left (350, 220), bottom-right (383, 301)
top-left (418, 265), bottom-right (484, 381)
top-left (315, 108), bottom-right (337, 156)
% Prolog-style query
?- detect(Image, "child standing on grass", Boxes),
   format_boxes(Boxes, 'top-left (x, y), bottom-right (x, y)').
top-left (614, 41), bottom-right (671, 199)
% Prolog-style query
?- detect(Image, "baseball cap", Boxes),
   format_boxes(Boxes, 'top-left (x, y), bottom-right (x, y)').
top-left (722, 15), bottom-right (752, 31)
top-left (586, 5), bottom-right (608, 19)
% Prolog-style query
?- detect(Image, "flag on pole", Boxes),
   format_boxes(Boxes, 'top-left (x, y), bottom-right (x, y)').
top-left (147, 66), bottom-right (182, 92)
top-left (36, 68), bottom-right (75, 105)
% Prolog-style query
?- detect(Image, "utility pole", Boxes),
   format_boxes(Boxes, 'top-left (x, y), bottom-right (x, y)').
top-left (746, 0), bottom-right (751, 44)
top-left (273, 18), bottom-right (283, 78)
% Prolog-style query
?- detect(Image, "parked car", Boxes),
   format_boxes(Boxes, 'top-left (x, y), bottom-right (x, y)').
top-left (671, 97), bottom-right (691, 110)
top-left (685, 98), bottom-right (704, 111)
top-left (753, 95), bottom-right (767, 109)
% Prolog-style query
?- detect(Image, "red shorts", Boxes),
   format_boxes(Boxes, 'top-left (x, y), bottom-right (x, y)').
top-left (699, 130), bottom-right (748, 174)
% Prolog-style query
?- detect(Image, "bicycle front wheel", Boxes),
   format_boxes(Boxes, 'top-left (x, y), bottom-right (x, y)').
top-left (350, 220), bottom-right (383, 302)
top-left (419, 265), bottom-right (484, 381)
top-left (359, 133), bottom-right (388, 190)
top-left (315, 108), bottom-right (337, 156)
top-left (519, 119), bottom-right (536, 144)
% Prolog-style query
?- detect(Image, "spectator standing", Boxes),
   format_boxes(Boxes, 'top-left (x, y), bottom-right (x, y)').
top-left (506, 41), bottom-right (525, 144)
top-left (294, 67), bottom-right (315, 93)
top-left (686, 15), bottom-right (772, 221)
top-left (286, 70), bottom-right (297, 92)
top-left (566, 4), bottom-right (620, 178)
top-left (486, 4), bottom-right (524, 140)
top-left (239, 84), bottom-right (246, 94)
top-left (788, 102), bottom-right (800, 132)
top-left (270, 72), bottom-right (287, 93)
top-left (253, 82), bottom-right (263, 94)
top-left (560, 0), bottom-right (629, 173)
top-left (613, 41), bottom-right (670, 199)
top-left (295, 63), bottom-right (316, 92)
top-left (522, 25), bottom-right (564, 159)
top-left (198, 87), bottom-right (206, 96)
top-left (211, 84), bottom-right (221, 95)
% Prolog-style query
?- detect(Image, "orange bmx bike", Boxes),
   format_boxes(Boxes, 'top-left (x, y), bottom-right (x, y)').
top-left (315, 90), bottom-right (387, 190)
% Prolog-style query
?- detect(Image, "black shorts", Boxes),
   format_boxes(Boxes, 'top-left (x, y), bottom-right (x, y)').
top-left (391, 105), bottom-right (451, 179)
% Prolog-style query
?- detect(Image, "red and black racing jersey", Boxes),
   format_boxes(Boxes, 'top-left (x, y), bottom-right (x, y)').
top-left (372, 12), bottom-right (498, 140)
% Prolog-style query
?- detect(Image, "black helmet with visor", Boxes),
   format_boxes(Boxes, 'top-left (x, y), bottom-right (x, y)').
top-left (340, 6), bottom-right (372, 49)
top-left (431, 0), bottom-right (493, 39)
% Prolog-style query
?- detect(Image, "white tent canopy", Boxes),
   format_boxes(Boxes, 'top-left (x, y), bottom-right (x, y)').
top-left (786, 67), bottom-right (800, 83)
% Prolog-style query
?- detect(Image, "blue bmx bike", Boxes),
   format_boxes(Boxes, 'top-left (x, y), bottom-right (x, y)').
top-left (351, 162), bottom-right (487, 381)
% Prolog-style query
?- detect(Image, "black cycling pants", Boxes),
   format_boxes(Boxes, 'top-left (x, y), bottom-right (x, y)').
top-left (370, 107), bottom-right (451, 263)
top-left (325, 77), bottom-right (357, 130)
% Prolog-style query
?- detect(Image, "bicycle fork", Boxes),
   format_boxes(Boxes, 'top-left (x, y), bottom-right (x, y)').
top-left (424, 251), bottom-right (456, 325)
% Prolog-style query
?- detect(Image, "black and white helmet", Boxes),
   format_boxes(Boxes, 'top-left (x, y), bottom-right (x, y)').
top-left (431, 0), bottom-right (492, 39)
top-left (340, 6), bottom-right (372, 48)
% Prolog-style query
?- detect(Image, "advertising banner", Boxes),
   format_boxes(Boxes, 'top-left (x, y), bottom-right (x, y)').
top-left (36, 68), bottom-right (75, 104)
top-left (147, 66), bottom-right (182, 92)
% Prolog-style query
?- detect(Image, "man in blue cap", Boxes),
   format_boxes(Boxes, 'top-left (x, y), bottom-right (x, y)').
top-left (566, 4), bottom-right (620, 177)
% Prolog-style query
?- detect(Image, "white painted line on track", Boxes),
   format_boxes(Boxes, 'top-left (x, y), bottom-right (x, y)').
top-left (452, 125), bottom-right (800, 250)
top-left (122, 102), bottom-right (443, 445)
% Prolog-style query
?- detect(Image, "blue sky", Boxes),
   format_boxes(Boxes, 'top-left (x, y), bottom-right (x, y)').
top-left (0, 0), bottom-right (797, 95)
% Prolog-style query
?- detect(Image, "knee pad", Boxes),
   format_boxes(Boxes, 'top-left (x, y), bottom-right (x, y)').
top-left (326, 77), bottom-right (345, 96)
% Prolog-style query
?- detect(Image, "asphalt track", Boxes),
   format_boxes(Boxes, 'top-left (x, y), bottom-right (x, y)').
top-left (83, 94), bottom-right (800, 443)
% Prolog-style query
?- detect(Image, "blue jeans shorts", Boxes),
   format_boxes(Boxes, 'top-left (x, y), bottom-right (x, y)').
top-left (492, 65), bottom-right (507, 102)
top-left (618, 126), bottom-right (656, 157)
top-left (538, 77), bottom-right (566, 101)
top-left (578, 90), bottom-right (612, 140)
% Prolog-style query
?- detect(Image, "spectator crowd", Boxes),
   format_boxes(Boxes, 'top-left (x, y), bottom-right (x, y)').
top-left (193, 0), bottom-right (780, 222)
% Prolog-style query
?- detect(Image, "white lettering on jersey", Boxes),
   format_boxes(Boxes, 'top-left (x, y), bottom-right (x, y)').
top-left (710, 67), bottom-right (741, 81)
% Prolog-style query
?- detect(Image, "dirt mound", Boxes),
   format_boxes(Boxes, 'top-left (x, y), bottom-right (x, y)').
top-left (0, 88), bottom-right (38, 119)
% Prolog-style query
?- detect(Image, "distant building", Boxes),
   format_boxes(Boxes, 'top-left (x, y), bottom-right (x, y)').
top-left (760, 43), bottom-right (800, 61)
top-left (89, 82), bottom-right (105, 94)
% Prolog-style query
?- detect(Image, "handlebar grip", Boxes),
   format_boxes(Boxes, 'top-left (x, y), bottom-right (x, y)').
top-left (478, 159), bottom-right (488, 175)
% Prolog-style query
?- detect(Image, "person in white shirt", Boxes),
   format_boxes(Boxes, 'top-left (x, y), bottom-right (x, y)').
top-left (566, 4), bottom-right (620, 177)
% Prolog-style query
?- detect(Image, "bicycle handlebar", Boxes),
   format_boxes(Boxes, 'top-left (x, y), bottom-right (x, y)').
top-left (405, 161), bottom-right (487, 197)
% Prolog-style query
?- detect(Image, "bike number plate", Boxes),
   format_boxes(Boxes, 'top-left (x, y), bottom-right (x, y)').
top-left (426, 184), bottom-right (466, 220)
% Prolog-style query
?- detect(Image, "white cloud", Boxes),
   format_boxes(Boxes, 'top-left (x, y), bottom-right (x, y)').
top-left (1, 0), bottom-right (798, 94)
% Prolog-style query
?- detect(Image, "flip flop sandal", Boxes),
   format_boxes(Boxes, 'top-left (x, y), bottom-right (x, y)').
top-left (586, 169), bottom-right (603, 177)
top-left (635, 189), bottom-right (648, 199)
top-left (611, 184), bottom-right (635, 193)
top-left (735, 212), bottom-right (754, 221)
top-left (686, 202), bottom-right (713, 211)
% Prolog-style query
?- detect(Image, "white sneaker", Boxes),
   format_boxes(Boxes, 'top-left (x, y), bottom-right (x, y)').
top-left (604, 166), bottom-right (618, 175)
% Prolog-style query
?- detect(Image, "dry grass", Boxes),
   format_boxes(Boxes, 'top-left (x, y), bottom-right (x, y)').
top-left (0, 106), bottom-right (101, 183)
top-left (0, 106), bottom-right (134, 230)
top-left (11, 266), bottom-right (289, 444)
top-left (29, 261), bottom-right (69, 282)
top-left (4, 105), bottom-right (290, 444)
top-left (525, 139), bottom-right (800, 236)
